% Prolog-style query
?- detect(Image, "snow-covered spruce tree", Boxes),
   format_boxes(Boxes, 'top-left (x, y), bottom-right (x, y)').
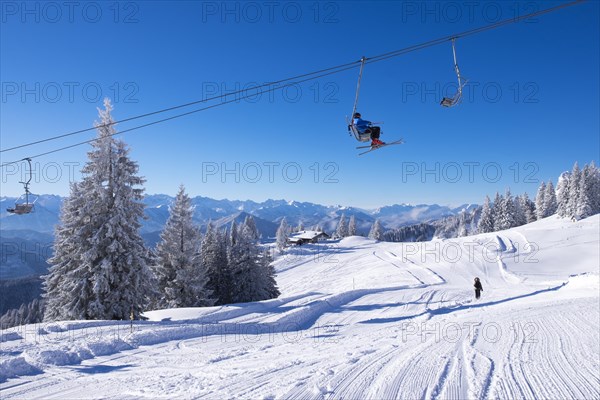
top-left (556, 172), bottom-right (570, 217)
top-left (513, 195), bottom-right (527, 227)
top-left (566, 162), bottom-right (582, 219)
top-left (368, 219), bottom-right (385, 241)
top-left (336, 213), bottom-right (349, 238)
top-left (520, 193), bottom-right (537, 224)
top-left (496, 189), bottom-right (517, 231)
top-left (535, 181), bottom-right (547, 220)
top-left (296, 221), bottom-right (304, 232)
top-left (244, 215), bottom-right (260, 240)
top-left (255, 248), bottom-right (280, 300)
top-left (203, 222), bottom-right (232, 305)
top-left (584, 162), bottom-right (600, 215)
top-left (154, 185), bottom-right (213, 309)
top-left (477, 195), bottom-right (494, 233)
top-left (491, 192), bottom-right (503, 231)
top-left (45, 100), bottom-right (154, 320)
top-left (229, 222), bottom-right (277, 303)
top-left (543, 181), bottom-right (558, 217)
top-left (457, 213), bottom-right (468, 237)
top-left (576, 165), bottom-right (593, 219)
top-left (348, 215), bottom-right (357, 236)
top-left (276, 218), bottom-right (289, 253)
top-left (43, 182), bottom-right (94, 321)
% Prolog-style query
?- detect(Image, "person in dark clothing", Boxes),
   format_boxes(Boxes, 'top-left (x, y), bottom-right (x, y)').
top-left (353, 112), bottom-right (385, 146)
top-left (474, 277), bottom-right (483, 299)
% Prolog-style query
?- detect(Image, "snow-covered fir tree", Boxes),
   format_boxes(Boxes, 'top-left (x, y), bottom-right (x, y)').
top-left (203, 223), bottom-right (232, 305)
top-left (368, 219), bottom-right (385, 241)
top-left (43, 182), bottom-right (94, 321)
top-left (513, 195), bottom-right (527, 227)
top-left (535, 181), bottom-right (547, 220)
top-left (491, 192), bottom-right (503, 231)
top-left (588, 161), bottom-right (600, 215)
top-left (576, 166), bottom-right (593, 219)
top-left (276, 218), bottom-right (289, 252)
top-left (543, 181), bottom-right (558, 217)
top-left (520, 193), bottom-right (537, 224)
top-left (44, 99), bottom-right (154, 321)
top-left (229, 221), bottom-right (278, 303)
top-left (154, 186), bottom-right (213, 309)
top-left (255, 248), bottom-right (280, 300)
top-left (556, 172), bottom-right (571, 217)
top-left (457, 214), bottom-right (468, 237)
top-left (579, 162), bottom-right (600, 218)
top-left (496, 189), bottom-right (517, 231)
top-left (336, 213), bottom-right (349, 238)
top-left (566, 162), bottom-right (582, 219)
top-left (477, 195), bottom-right (494, 233)
top-left (348, 215), bottom-right (357, 236)
top-left (244, 215), bottom-right (260, 240)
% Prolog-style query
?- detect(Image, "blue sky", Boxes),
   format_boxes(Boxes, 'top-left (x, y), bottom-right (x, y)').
top-left (1, 1), bottom-right (598, 208)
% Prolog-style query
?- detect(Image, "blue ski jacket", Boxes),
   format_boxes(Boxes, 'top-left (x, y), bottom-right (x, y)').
top-left (353, 117), bottom-right (372, 133)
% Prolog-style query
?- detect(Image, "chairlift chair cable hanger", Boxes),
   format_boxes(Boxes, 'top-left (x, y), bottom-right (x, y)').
top-left (346, 57), bottom-right (404, 154)
top-left (440, 38), bottom-right (468, 107)
top-left (6, 157), bottom-right (36, 215)
top-left (347, 56), bottom-right (371, 143)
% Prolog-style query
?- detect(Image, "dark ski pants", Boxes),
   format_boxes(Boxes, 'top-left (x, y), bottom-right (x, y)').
top-left (366, 126), bottom-right (381, 140)
top-left (475, 289), bottom-right (481, 299)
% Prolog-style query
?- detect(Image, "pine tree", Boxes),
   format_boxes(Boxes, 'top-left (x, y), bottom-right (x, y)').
top-left (556, 172), bottom-right (571, 217)
top-left (535, 181), bottom-right (547, 220)
top-left (154, 186), bottom-right (213, 309)
top-left (44, 99), bottom-right (154, 321)
top-left (477, 195), bottom-right (495, 233)
top-left (348, 215), bottom-right (357, 236)
top-left (276, 218), bottom-right (289, 252)
top-left (368, 219), bottom-right (385, 241)
top-left (336, 213), bottom-right (349, 238)
top-left (296, 221), bottom-right (304, 232)
top-left (567, 162), bottom-right (582, 219)
top-left (543, 181), bottom-right (558, 217)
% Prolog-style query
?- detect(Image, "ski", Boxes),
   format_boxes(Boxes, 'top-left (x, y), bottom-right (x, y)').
top-left (357, 138), bottom-right (404, 155)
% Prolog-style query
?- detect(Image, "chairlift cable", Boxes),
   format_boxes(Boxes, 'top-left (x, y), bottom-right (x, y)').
top-left (0, 0), bottom-right (585, 167)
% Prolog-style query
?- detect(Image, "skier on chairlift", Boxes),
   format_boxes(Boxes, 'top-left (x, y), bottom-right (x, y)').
top-left (353, 112), bottom-right (385, 146)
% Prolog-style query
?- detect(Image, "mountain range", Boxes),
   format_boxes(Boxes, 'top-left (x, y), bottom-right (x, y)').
top-left (1, 194), bottom-right (476, 238)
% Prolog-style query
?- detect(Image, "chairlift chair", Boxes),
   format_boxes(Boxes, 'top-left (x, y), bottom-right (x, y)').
top-left (6, 158), bottom-right (35, 215)
top-left (440, 38), bottom-right (468, 108)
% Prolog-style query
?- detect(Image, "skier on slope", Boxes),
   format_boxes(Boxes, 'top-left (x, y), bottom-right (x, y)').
top-left (353, 112), bottom-right (385, 146)
top-left (474, 277), bottom-right (483, 299)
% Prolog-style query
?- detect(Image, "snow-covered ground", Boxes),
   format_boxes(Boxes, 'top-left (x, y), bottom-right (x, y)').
top-left (1, 216), bottom-right (598, 399)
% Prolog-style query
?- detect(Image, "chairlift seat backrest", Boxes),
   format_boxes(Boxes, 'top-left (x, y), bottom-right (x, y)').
top-left (348, 124), bottom-right (371, 142)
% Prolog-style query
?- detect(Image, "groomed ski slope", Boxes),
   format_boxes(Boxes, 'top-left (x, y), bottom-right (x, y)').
top-left (1, 215), bottom-right (598, 399)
